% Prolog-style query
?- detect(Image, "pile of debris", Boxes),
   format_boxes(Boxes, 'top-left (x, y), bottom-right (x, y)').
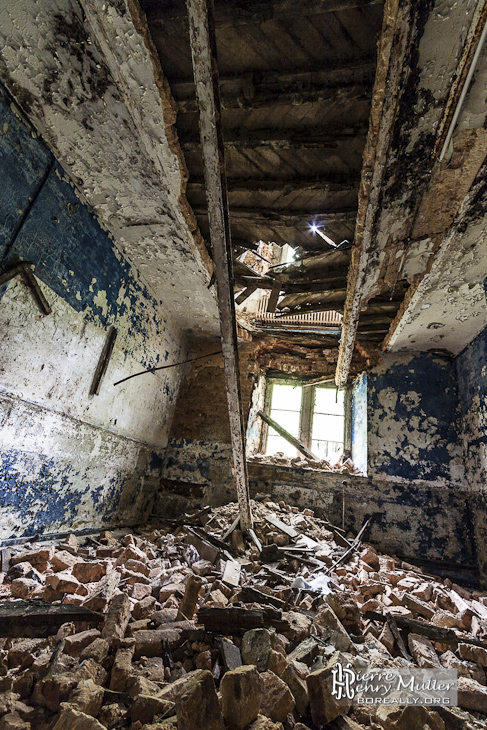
top-left (0, 499), bottom-right (486, 729)
top-left (247, 452), bottom-right (361, 475)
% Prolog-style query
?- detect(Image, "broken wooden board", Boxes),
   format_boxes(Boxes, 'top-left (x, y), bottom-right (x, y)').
top-left (197, 606), bottom-right (288, 634)
top-left (184, 530), bottom-right (219, 564)
top-left (257, 410), bottom-right (319, 461)
top-left (265, 513), bottom-right (300, 538)
top-left (0, 600), bottom-right (103, 638)
top-left (187, 526), bottom-right (238, 557)
top-left (222, 560), bottom-right (241, 588)
top-left (364, 610), bottom-right (487, 651)
top-left (239, 585), bottom-right (285, 609)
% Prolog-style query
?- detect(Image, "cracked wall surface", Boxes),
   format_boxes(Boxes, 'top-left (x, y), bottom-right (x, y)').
top-left (367, 352), bottom-right (464, 486)
top-left (0, 86), bottom-right (185, 538)
top-left (0, 0), bottom-right (219, 333)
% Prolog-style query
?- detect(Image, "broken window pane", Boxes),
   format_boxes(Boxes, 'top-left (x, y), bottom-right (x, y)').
top-left (311, 386), bottom-right (345, 460)
top-left (266, 383), bottom-right (302, 457)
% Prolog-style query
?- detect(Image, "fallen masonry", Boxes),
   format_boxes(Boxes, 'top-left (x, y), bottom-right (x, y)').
top-left (0, 499), bottom-right (486, 729)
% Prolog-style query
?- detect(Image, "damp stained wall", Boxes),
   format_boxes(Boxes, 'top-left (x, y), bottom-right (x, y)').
top-left (160, 349), bottom-right (478, 574)
top-left (367, 352), bottom-right (464, 487)
top-left (0, 85), bottom-right (186, 539)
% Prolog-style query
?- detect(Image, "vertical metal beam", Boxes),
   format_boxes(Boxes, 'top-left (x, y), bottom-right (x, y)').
top-left (186, 0), bottom-right (253, 531)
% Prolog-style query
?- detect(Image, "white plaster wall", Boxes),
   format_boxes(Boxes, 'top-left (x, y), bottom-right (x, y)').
top-left (0, 276), bottom-right (184, 448)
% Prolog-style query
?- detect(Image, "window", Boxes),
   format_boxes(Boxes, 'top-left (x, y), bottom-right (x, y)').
top-left (262, 378), bottom-right (350, 462)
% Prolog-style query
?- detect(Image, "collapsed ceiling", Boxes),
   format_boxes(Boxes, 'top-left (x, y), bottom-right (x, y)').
top-left (1, 0), bottom-right (487, 381)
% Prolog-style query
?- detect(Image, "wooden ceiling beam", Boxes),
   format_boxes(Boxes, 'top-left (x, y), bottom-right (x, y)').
top-left (182, 128), bottom-right (366, 151)
top-left (145, 0), bottom-right (382, 26)
top-left (187, 176), bottom-right (359, 195)
top-left (193, 206), bottom-right (357, 225)
top-left (176, 83), bottom-right (371, 113)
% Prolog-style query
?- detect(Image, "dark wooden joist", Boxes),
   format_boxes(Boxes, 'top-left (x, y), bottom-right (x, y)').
top-left (239, 271), bottom-right (349, 292)
top-left (177, 82), bottom-right (371, 112)
top-left (182, 129), bottom-right (367, 152)
top-left (278, 289), bottom-right (348, 309)
top-left (0, 262), bottom-right (51, 316)
top-left (187, 176), bottom-right (359, 195)
top-left (276, 265), bottom-right (351, 285)
top-left (186, 0), bottom-right (252, 531)
top-left (0, 600), bottom-right (103, 638)
top-left (146, 0), bottom-right (382, 26)
top-left (193, 206), bottom-right (357, 225)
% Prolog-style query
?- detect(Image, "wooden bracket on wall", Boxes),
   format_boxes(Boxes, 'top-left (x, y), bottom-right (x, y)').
top-left (90, 326), bottom-right (118, 396)
top-left (0, 262), bottom-right (51, 315)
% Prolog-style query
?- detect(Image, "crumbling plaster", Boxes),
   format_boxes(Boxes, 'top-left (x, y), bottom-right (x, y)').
top-left (387, 164), bottom-right (487, 354)
top-left (354, 1), bottom-right (487, 357)
top-left (367, 352), bottom-right (464, 486)
top-left (0, 87), bottom-right (186, 538)
top-left (360, 0), bottom-right (475, 303)
top-left (0, 0), bottom-right (219, 333)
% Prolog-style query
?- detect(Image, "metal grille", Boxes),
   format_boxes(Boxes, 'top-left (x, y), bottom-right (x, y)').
top-left (253, 292), bottom-right (342, 327)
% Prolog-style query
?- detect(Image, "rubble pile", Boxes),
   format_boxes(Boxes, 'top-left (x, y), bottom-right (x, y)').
top-left (0, 499), bottom-right (486, 729)
top-left (247, 452), bottom-right (361, 475)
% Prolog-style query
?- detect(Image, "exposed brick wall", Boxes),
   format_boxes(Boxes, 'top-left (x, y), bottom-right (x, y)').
top-left (169, 343), bottom-right (257, 443)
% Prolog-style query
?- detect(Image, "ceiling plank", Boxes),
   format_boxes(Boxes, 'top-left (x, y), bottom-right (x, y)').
top-left (182, 127), bottom-right (367, 151)
top-left (193, 206), bottom-right (357, 225)
top-left (176, 82), bottom-right (371, 112)
top-left (187, 176), bottom-right (359, 194)
top-left (145, 0), bottom-right (382, 27)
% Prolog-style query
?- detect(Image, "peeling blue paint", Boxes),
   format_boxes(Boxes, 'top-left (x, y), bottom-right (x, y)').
top-left (368, 354), bottom-right (461, 482)
top-left (0, 82), bottom-right (166, 366)
top-left (0, 448), bottom-right (116, 537)
top-left (0, 80), bottom-right (184, 539)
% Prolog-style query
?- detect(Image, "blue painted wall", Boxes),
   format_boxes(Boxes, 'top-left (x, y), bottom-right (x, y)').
top-left (0, 83), bottom-right (184, 539)
top-left (367, 353), bottom-right (463, 485)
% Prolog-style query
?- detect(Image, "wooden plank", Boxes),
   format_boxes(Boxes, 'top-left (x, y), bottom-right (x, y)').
top-left (222, 515), bottom-right (240, 541)
top-left (267, 283), bottom-right (281, 313)
top-left (0, 600), bottom-right (103, 638)
top-left (248, 528), bottom-right (263, 553)
top-left (257, 410), bottom-right (319, 461)
top-left (89, 326), bottom-right (117, 396)
top-left (186, 0), bottom-right (253, 532)
top-left (0, 263), bottom-right (26, 287)
top-left (184, 530), bottom-right (220, 565)
top-left (176, 84), bottom-right (370, 113)
top-left (222, 560), bottom-right (241, 587)
top-left (239, 586), bottom-right (285, 609)
top-left (235, 283), bottom-right (257, 305)
top-left (197, 607), bottom-right (265, 633)
top-left (193, 206), bottom-right (356, 225)
top-left (364, 610), bottom-right (487, 651)
top-left (264, 513), bottom-right (300, 538)
top-left (0, 262), bottom-right (51, 315)
top-left (21, 265), bottom-right (51, 315)
top-left (187, 526), bottom-right (238, 556)
top-left (148, 1), bottom-right (381, 25)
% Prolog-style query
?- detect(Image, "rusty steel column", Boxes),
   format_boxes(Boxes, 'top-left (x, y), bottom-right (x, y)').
top-left (186, 0), bottom-right (253, 531)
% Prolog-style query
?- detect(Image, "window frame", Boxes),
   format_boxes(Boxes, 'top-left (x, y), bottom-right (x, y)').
top-left (261, 377), bottom-right (352, 459)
